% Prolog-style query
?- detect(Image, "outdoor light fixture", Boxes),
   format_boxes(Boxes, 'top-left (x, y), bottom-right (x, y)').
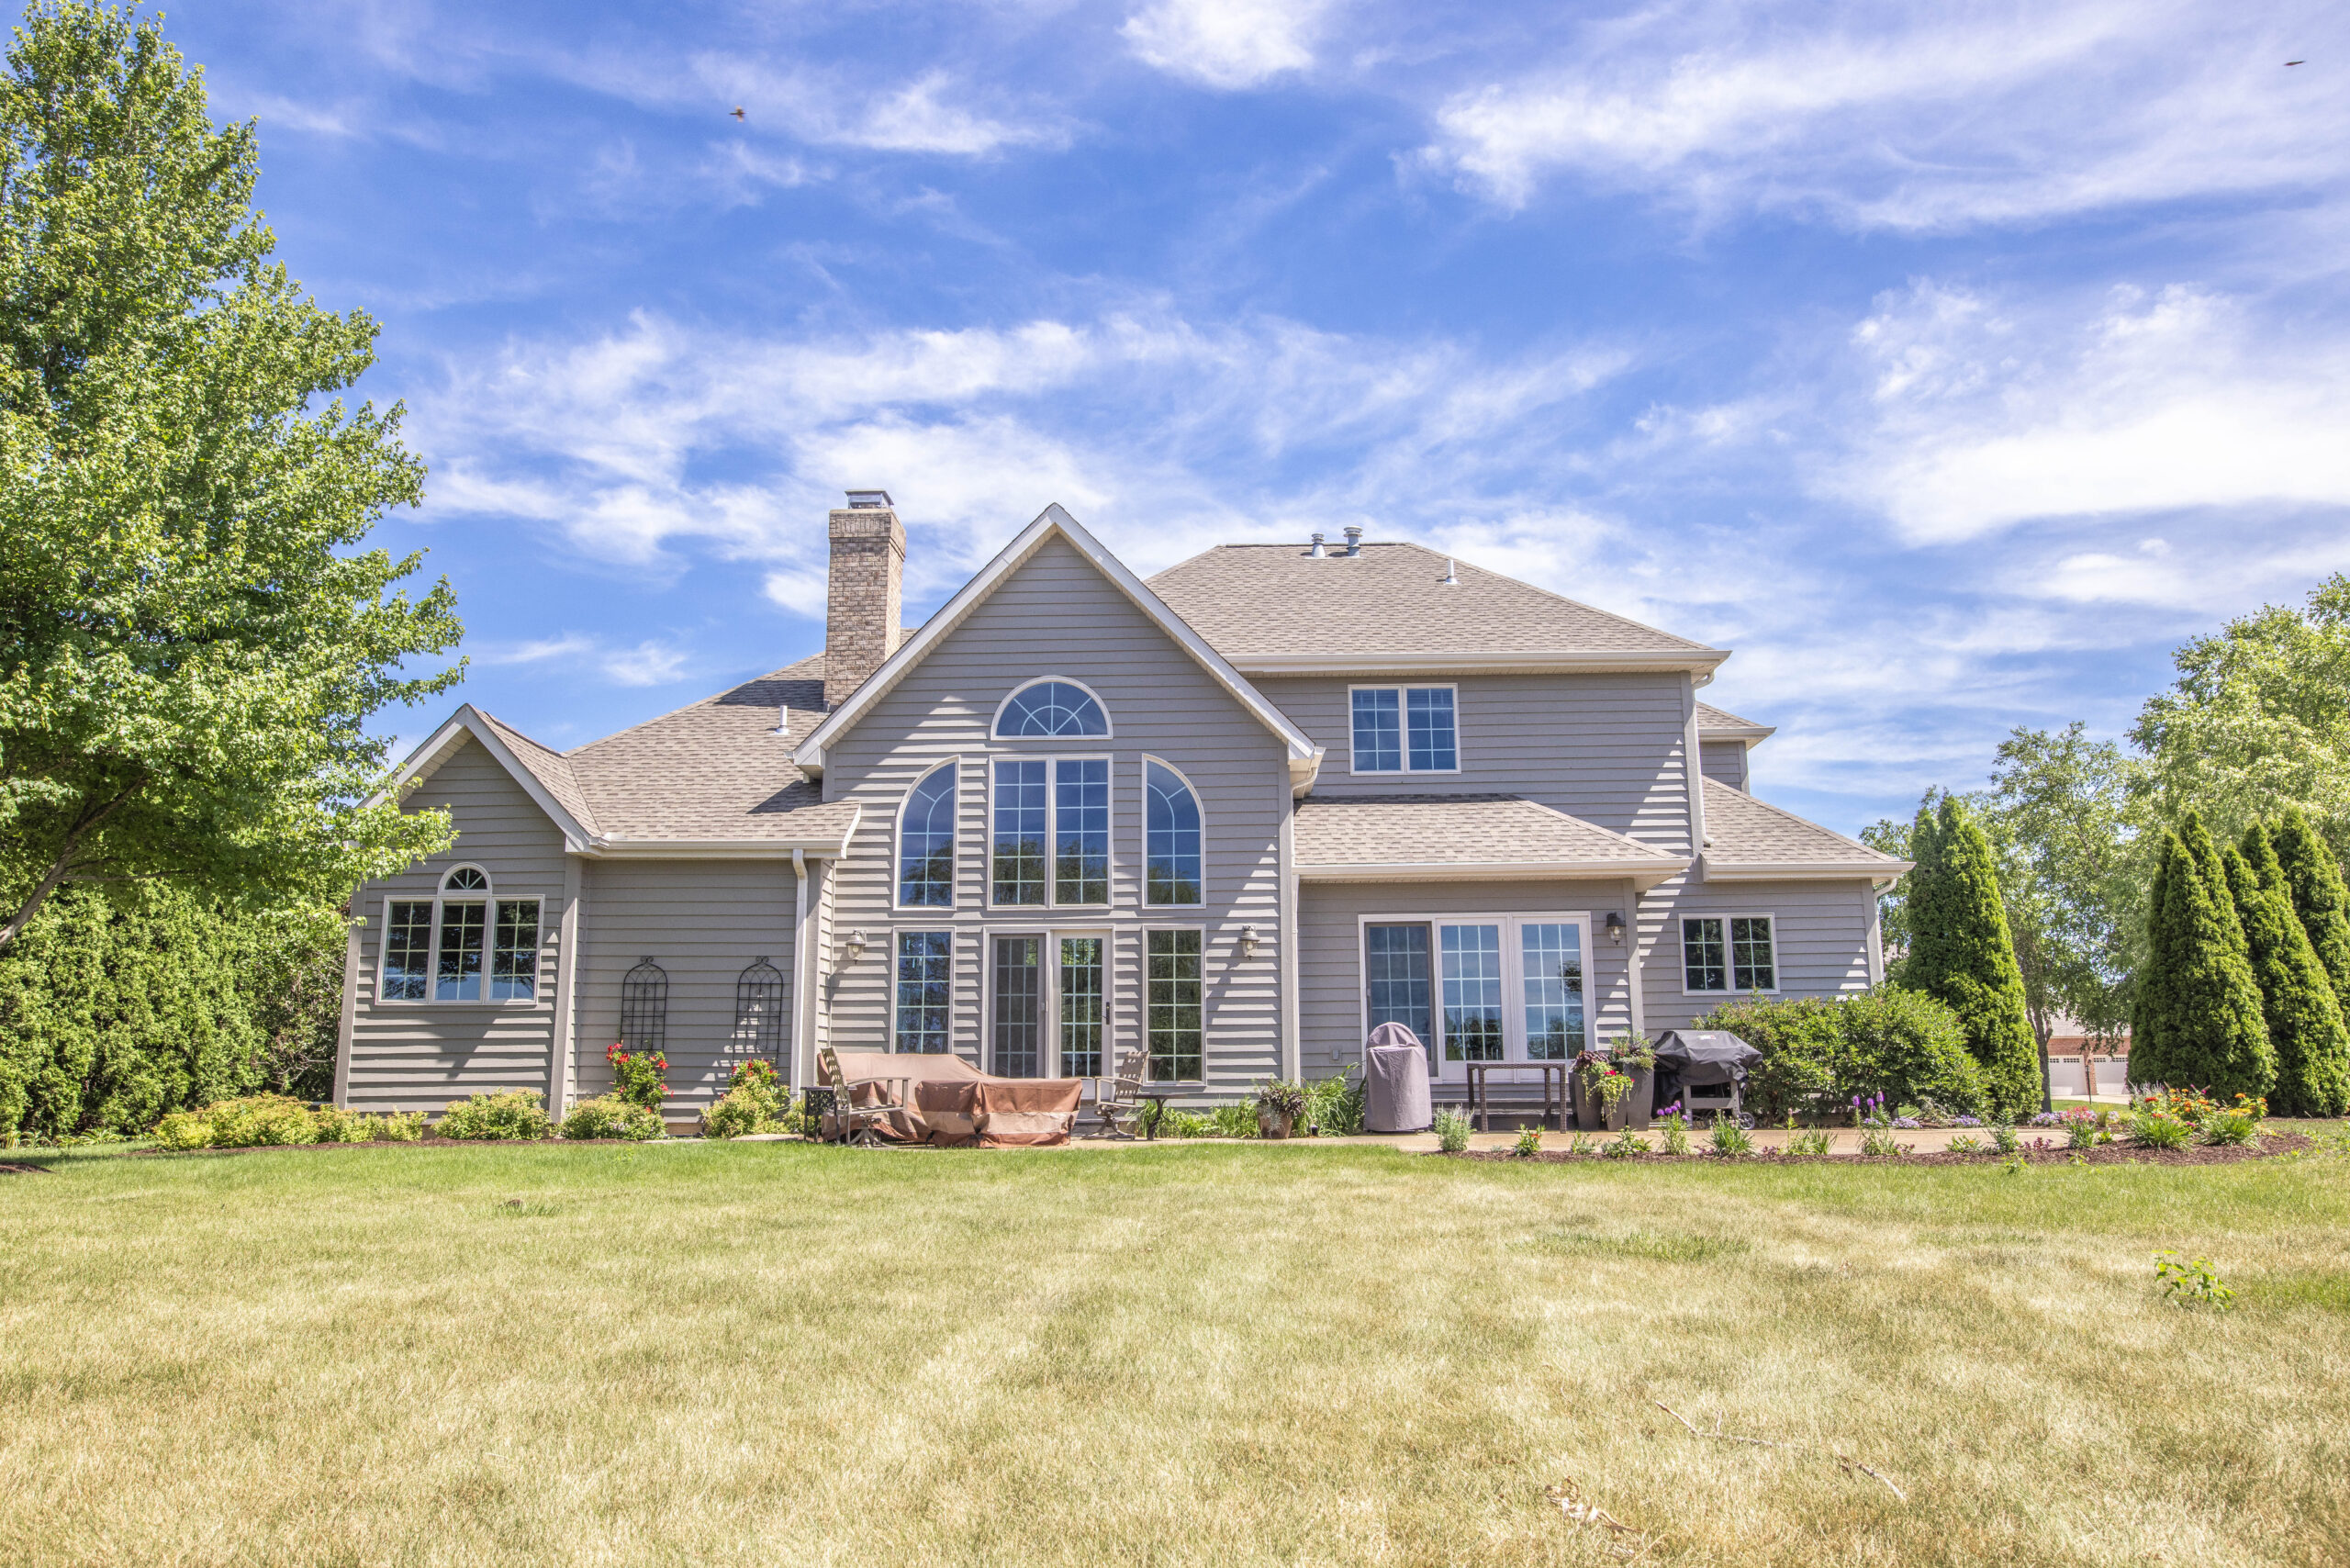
top-left (1241, 924), bottom-right (1260, 959)
top-left (844, 928), bottom-right (867, 962)
top-left (1605, 912), bottom-right (1625, 945)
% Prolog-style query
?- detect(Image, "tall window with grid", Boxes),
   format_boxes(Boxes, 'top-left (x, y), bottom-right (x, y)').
top-left (1146, 930), bottom-right (1203, 1081)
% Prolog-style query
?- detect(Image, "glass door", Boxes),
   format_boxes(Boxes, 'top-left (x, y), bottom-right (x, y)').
top-left (991, 935), bottom-right (1044, 1077)
top-left (1404, 915), bottom-right (1589, 1081)
top-left (1438, 924), bottom-right (1505, 1075)
top-left (1057, 935), bottom-right (1105, 1079)
top-left (1518, 922), bottom-right (1585, 1061)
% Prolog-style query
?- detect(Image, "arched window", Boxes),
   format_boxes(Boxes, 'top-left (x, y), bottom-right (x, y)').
top-left (898, 763), bottom-right (957, 906)
top-left (994, 678), bottom-right (1109, 738)
top-left (442, 865), bottom-right (489, 892)
top-left (1145, 759), bottom-right (1203, 906)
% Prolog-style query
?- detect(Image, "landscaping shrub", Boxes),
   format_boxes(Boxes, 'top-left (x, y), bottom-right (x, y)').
top-left (1206, 1103), bottom-right (1258, 1138)
top-left (564, 1095), bottom-right (662, 1141)
top-left (1695, 984), bottom-right (1986, 1121)
top-left (1165, 1110), bottom-right (1211, 1138)
top-left (2129, 1104), bottom-right (2193, 1149)
top-left (2132, 816), bottom-right (2275, 1103)
top-left (1433, 1106), bottom-right (1471, 1153)
top-left (2228, 828), bottom-right (2350, 1117)
top-left (203, 1094), bottom-right (321, 1148)
top-left (369, 1111), bottom-right (426, 1142)
top-left (1900, 796), bottom-right (2043, 1118)
top-left (150, 1109), bottom-right (218, 1151)
top-left (437, 1090), bottom-right (552, 1141)
top-left (1304, 1069), bottom-right (1365, 1135)
top-left (1696, 994), bottom-right (1840, 1121)
top-left (606, 1044), bottom-right (668, 1112)
top-left (702, 1089), bottom-right (765, 1139)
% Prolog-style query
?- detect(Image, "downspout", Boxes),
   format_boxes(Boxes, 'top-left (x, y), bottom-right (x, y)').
top-left (1621, 878), bottom-right (1647, 1046)
top-left (1682, 678), bottom-right (1708, 863)
top-left (792, 848), bottom-right (813, 1090)
top-left (548, 856), bottom-right (583, 1116)
top-left (332, 891), bottom-right (362, 1108)
top-left (1278, 790), bottom-right (1300, 1082)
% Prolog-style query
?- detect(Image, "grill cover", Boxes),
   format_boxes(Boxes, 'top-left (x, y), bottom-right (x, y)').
top-left (1651, 1030), bottom-right (1762, 1087)
top-left (1364, 1022), bottom-right (1432, 1133)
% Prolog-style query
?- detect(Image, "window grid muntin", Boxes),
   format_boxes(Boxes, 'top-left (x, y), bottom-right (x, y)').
top-left (1349, 685), bottom-right (1459, 773)
top-left (1518, 921), bottom-right (1585, 1061)
top-left (1146, 929), bottom-right (1203, 1081)
top-left (995, 679), bottom-right (1110, 738)
top-left (1682, 917), bottom-right (1729, 992)
top-left (1144, 759), bottom-right (1203, 906)
top-left (490, 900), bottom-right (541, 1002)
top-left (1350, 688), bottom-right (1401, 772)
top-left (1058, 936), bottom-right (1105, 1079)
top-left (894, 932), bottom-right (953, 1053)
top-left (992, 935), bottom-right (1045, 1077)
top-left (1406, 687), bottom-right (1458, 771)
top-left (898, 762), bottom-right (958, 908)
top-left (990, 759), bottom-right (1048, 905)
top-left (1364, 923), bottom-right (1432, 1058)
top-left (1438, 923), bottom-right (1505, 1062)
top-left (383, 901), bottom-right (433, 1001)
top-left (1054, 758), bottom-right (1110, 905)
top-left (434, 901), bottom-right (488, 1002)
top-left (1731, 916), bottom-right (1776, 991)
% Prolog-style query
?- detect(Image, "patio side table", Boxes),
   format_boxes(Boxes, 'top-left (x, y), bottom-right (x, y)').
top-left (1463, 1061), bottom-right (1569, 1133)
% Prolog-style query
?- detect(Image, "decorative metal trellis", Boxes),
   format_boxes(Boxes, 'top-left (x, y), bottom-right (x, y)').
top-left (620, 958), bottom-right (668, 1058)
top-left (727, 957), bottom-right (788, 1092)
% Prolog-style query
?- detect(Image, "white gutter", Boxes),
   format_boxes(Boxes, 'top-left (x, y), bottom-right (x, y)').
top-left (1702, 859), bottom-right (1916, 882)
top-left (1297, 857), bottom-right (1689, 890)
top-left (1232, 650), bottom-right (1729, 678)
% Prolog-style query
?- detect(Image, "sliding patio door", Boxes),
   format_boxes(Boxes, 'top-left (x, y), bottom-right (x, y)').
top-left (1368, 913), bottom-right (1589, 1081)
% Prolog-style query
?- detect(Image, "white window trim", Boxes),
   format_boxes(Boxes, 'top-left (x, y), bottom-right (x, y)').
top-left (1141, 923), bottom-right (1210, 1085)
top-left (890, 927), bottom-right (958, 1053)
top-left (441, 862), bottom-right (492, 893)
top-left (986, 753), bottom-right (1116, 911)
top-left (375, 886), bottom-right (544, 1009)
top-left (1677, 912), bottom-right (1781, 998)
top-left (990, 676), bottom-right (1115, 741)
top-left (980, 925), bottom-right (1115, 1079)
top-left (1345, 683), bottom-right (1464, 776)
top-left (1139, 754), bottom-right (1207, 909)
top-left (1351, 911), bottom-right (1595, 1078)
top-left (891, 756), bottom-right (964, 913)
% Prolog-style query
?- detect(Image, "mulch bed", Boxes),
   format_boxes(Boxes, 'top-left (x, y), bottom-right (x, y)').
top-left (0, 1161), bottom-right (53, 1175)
top-left (118, 1135), bottom-right (667, 1159)
top-left (1446, 1132), bottom-right (2315, 1167)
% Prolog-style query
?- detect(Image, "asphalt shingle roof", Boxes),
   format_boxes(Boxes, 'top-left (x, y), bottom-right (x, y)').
top-left (1147, 542), bottom-right (1719, 661)
top-left (1695, 700), bottom-right (1774, 738)
top-left (1293, 793), bottom-right (1686, 873)
top-left (1701, 778), bottom-right (1905, 872)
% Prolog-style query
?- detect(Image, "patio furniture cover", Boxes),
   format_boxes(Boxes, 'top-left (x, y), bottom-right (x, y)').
top-left (828, 1053), bottom-right (1082, 1146)
top-left (1364, 1022), bottom-right (1432, 1133)
top-left (1651, 1031), bottom-right (1762, 1086)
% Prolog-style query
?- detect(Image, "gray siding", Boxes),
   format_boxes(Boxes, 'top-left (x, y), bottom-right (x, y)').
top-left (1252, 672), bottom-right (1695, 847)
top-left (344, 739), bottom-right (566, 1113)
top-left (571, 858), bottom-right (799, 1114)
top-left (1297, 879), bottom-right (1641, 1081)
top-left (1638, 876), bottom-right (1876, 1035)
top-left (820, 535), bottom-right (1289, 1092)
top-left (1699, 740), bottom-right (1748, 792)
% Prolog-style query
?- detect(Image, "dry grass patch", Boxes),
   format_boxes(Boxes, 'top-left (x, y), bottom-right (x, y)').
top-left (2, 1141), bottom-right (2348, 1566)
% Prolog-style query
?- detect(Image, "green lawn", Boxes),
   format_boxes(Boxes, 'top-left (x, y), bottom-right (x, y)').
top-left (5, 1140), bottom-right (2349, 1567)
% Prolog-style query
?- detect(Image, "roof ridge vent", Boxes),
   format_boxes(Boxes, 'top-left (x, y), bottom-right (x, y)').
top-left (1308, 532), bottom-right (1326, 558)
top-left (1342, 525), bottom-right (1363, 556)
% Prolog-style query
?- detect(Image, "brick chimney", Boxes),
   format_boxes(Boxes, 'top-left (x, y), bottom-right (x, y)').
top-left (823, 490), bottom-right (904, 709)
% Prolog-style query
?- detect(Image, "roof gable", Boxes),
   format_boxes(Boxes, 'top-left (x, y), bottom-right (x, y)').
top-left (793, 504), bottom-right (1324, 793)
top-left (373, 704), bottom-right (599, 850)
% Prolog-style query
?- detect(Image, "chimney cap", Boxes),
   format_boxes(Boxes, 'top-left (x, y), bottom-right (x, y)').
top-left (845, 488), bottom-right (893, 510)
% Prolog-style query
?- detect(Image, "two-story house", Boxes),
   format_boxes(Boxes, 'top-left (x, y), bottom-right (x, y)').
top-left (336, 497), bottom-right (1907, 1117)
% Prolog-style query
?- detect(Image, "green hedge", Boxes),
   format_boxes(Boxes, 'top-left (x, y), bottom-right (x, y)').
top-left (1691, 984), bottom-right (1986, 1121)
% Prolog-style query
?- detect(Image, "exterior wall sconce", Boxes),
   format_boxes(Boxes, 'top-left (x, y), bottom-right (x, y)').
top-left (1605, 912), bottom-right (1625, 945)
top-left (1240, 924), bottom-right (1260, 960)
top-left (844, 928), bottom-right (867, 963)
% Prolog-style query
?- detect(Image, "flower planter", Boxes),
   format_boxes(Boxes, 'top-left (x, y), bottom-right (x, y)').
top-left (1572, 1067), bottom-right (1606, 1130)
top-left (1622, 1067), bottom-right (1656, 1130)
top-left (1602, 1094), bottom-right (1630, 1132)
top-left (1258, 1112), bottom-right (1294, 1140)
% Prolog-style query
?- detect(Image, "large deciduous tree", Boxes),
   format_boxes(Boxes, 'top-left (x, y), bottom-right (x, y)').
top-left (1899, 796), bottom-right (2042, 1119)
top-left (0, 4), bottom-right (459, 953)
top-left (2227, 825), bottom-right (2350, 1116)
top-left (2131, 817), bottom-right (2273, 1101)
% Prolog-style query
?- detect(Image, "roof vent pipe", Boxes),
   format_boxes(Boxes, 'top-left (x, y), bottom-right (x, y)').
top-left (1440, 557), bottom-right (1458, 586)
top-left (1342, 525), bottom-right (1363, 556)
top-left (1308, 532), bottom-right (1326, 558)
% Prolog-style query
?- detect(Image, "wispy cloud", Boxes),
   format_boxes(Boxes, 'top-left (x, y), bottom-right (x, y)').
top-left (475, 632), bottom-right (693, 688)
top-left (1123, 0), bottom-right (1335, 89)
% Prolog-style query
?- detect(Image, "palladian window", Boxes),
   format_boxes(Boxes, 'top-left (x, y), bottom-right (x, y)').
top-left (381, 865), bottom-right (540, 1004)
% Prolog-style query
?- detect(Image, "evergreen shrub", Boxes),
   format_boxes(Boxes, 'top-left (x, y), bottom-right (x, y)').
top-left (702, 1090), bottom-right (765, 1139)
top-left (2132, 818), bottom-right (2275, 1101)
top-left (2272, 807), bottom-right (2350, 1004)
top-left (436, 1090), bottom-right (552, 1141)
top-left (2227, 829), bottom-right (2350, 1116)
top-left (1902, 798), bottom-right (2042, 1118)
top-left (563, 1095), bottom-right (663, 1141)
top-left (1693, 985), bottom-right (1984, 1120)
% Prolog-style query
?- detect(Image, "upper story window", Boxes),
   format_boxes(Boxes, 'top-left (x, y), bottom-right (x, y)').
top-left (1350, 686), bottom-right (1457, 773)
top-left (995, 678), bottom-right (1110, 739)
top-left (382, 865), bottom-right (541, 1004)
top-left (1683, 914), bottom-right (1776, 994)
top-left (897, 762), bottom-right (957, 907)
top-left (992, 757), bottom-right (1109, 906)
top-left (1144, 759), bottom-right (1203, 906)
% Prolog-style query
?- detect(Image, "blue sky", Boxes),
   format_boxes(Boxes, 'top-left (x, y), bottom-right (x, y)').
top-left (165, 0), bottom-right (2347, 834)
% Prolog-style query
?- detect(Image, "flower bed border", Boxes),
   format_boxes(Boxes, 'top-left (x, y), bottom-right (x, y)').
top-left (1443, 1132), bottom-right (2314, 1167)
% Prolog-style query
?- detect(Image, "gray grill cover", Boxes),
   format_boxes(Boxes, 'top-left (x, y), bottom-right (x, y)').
top-left (1364, 1022), bottom-right (1432, 1133)
top-left (1653, 1030), bottom-right (1762, 1086)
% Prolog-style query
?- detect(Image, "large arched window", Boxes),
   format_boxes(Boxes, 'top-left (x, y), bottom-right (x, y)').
top-left (993, 678), bottom-right (1109, 738)
top-left (1144, 759), bottom-right (1203, 906)
top-left (898, 763), bottom-right (957, 907)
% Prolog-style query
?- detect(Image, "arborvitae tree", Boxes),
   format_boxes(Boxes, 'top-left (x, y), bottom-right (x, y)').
top-left (1883, 799), bottom-right (1944, 987)
top-left (2131, 823), bottom-right (2274, 1100)
top-left (2229, 827), bottom-right (2350, 1115)
top-left (2273, 806), bottom-right (2350, 1008)
top-left (1903, 797), bottom-right (2042, 1118)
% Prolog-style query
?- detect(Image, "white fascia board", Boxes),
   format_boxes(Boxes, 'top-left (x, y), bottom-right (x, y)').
top-left (582, 807), bottom-right (861, 861)
top-left (1697, 722), bottom-right (1777, 745)
top-left (1701, 859), bottom-right (1914, 882)
top-left (1299, 857), bottom-right (1690, 891)
top-left (365, 704), bottom-right (596, 853)
top-left (793, 504), bottom-right (1320, 773)
top-left (1231, 650), bottom-right (1731, 678)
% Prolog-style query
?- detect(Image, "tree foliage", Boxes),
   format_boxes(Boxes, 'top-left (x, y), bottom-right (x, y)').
top-left (0, 3), bottom-right (460, 954)
top-left (1897, 796), bottom-right (2042, 1118)
top-left (2130, 818), bottom-right (2272, 1101)
top-left (2272, 806), bottom-right (2350, 1009)
top-left (2225, 826), bottom-right (2350, 1116)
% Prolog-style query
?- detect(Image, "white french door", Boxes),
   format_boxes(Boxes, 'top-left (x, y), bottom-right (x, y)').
top-left (989, 929), bottom-right (1109, 1079)
top-left (1367, 913), bottom-right (1590, 1082)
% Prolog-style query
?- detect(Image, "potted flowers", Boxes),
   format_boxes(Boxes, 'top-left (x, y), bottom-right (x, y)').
top-left (1571, 1050), bottom-right (1609, 1130)
top-left (1589, 1063), bottom-right (1639, 1131)
top-left (1253, 1078), bottom-right (1308, 1139)
top-left (1611, 1036), bottom-right (1658, 1129)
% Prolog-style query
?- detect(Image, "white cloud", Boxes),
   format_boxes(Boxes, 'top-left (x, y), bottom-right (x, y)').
top-left (1123, 0), bottom-right (1333, 89)
top-left (1831, 281), bottom-right (2350, 542)
top-left (476, 632), bottom-right (693, 688)
top-left (1416, 0), bottom-right (2349, 230)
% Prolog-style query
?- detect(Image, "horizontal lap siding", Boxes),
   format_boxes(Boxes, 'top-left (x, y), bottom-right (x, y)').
top-left (1699, 742), bottom-right (1747, 792)
top-left (346, 740), bottom-right (565, 1113)
top-left (1252, 672), bottom-right (1694, 847)
top-left (1640, 878), bottom-right (1875, 1035)
top-left (1297, 879), bottom-right (1639, 1079)
top-left (573, 859), bottom-right (797, 1113)
top-left (823, 537), bottom-right (1287, 1093)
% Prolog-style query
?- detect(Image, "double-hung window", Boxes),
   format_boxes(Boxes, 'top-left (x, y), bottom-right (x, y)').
top-left (382, 866), bottom-right (542, 1003)
top-left (992, 757), bottom-right (1109, 906)
top-left (1682, 915), bottom-right (1776, 993)
top-left (1349, 686), bottom-right (1458, 773)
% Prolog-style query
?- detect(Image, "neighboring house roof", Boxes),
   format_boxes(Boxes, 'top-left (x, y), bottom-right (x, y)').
top-left (1695, 701), bottom-right (1775, 745)
top-left (1147, 542), bottom-right (1729, 677)
top-left (795, 504), bottom-right (1326, 796)
top-left (1293, 794), bottom-right (1689, 888)
top-left (1700, 777), bottom-right (1909, 882)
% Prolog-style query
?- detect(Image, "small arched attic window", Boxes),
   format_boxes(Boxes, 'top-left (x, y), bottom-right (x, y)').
top-left (993, 678), bottom-right (1110, 739)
